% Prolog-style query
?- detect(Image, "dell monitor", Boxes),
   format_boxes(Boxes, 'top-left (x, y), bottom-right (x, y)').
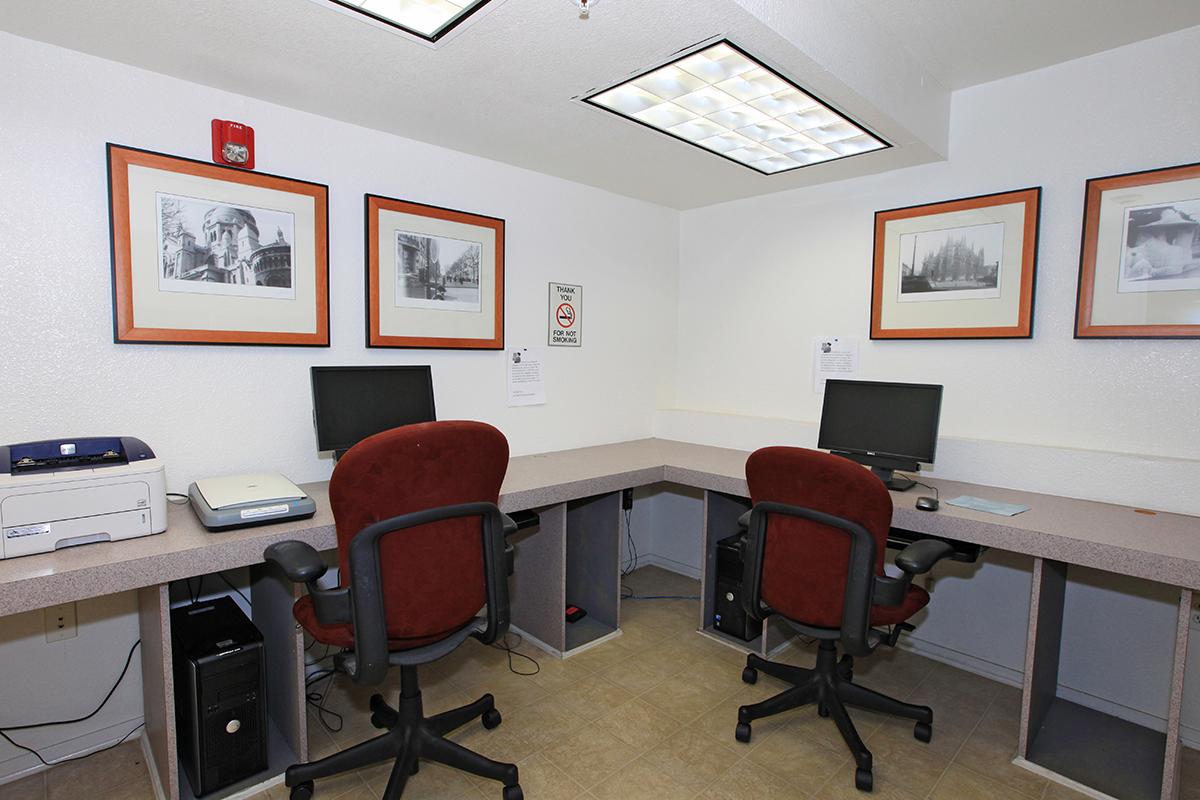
top-left (311, 366), bottom-right (436, 456)
top-left (817, 379), bottom-right (943, 491)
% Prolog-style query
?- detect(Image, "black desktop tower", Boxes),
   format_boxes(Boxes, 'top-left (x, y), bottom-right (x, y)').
top-left (171, 595), bottom-right (268, 796)
top-left (713, 532), bottom-right (762, 642)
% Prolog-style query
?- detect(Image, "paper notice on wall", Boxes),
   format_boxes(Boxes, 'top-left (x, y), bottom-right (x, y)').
top-left (507, 347), bottom-right (546, 406)
top-left (812, 336), bottom-right (859, 394)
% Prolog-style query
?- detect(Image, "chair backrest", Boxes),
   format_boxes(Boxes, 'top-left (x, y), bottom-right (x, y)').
top-left (745, 446), bottom-right (892, 629)
top-left (328, 420), bottom-right (509, 644)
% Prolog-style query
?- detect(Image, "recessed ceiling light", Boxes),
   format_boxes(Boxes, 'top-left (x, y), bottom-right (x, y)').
top-left (583, 41), bottom-right (889, 175)
top-left (326, 0), bottom-right (496, 42)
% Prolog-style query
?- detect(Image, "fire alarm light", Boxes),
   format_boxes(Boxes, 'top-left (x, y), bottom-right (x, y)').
top-left (211, 119), bottom-right (255, 169)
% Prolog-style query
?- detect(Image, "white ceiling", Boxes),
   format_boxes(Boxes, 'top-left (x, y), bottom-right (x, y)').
top-left (2, 0), bottom-right (1197, 209)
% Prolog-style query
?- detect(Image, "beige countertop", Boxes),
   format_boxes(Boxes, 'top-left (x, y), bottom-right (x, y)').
top-left (0, 438), bottom-right (1196, 616)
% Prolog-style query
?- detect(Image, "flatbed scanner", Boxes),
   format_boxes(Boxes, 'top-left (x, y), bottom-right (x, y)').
top-left (0, 437), bottom-right (167, 559)
top-left (188, 473), bottom-right (316, 531)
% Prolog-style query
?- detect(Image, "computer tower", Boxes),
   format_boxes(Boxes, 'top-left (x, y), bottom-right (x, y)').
top-left (712, 531), bottom-right (762, 642)
top-left (172, 595), bottom-right (268, 796)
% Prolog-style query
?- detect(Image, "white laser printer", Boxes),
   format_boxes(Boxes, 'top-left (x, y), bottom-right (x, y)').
top-left (0, 437), bottom-right (167, 559)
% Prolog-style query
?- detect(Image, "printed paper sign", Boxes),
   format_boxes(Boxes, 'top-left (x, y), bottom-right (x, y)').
top-left (507, 347), bottom-right (546, 406)
top-left (548, 282), bottom-right (582, 347)
top-left (813, 336), bottom-right (859, 394)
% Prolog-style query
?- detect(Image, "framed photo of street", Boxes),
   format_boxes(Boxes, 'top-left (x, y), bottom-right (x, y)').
top-left (1076, 162), bottom-right (1200, 338)
top-left (366, 194), bottom-right (504, 349)
top-left (871, 188), bottom-right (1041, 339)
top-left (107, 144), bottom-right (329, 346)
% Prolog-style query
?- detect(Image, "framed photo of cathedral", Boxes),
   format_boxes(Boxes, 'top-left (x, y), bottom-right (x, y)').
top-left (871, 187), bottom-right (1041, 339)
top-left (1076, 161), bottom-right (1200, 338)
top-left (107, 144), bottom-right (329, 345)
top-left (366, 194), bottom-right (504, 349)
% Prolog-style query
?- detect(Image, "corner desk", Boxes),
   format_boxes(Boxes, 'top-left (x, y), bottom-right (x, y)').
top-left (0, 439), bottom-right (1195, 800)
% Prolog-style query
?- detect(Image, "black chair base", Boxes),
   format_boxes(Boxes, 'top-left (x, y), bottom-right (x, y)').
top-left (286, 665), bottom-right (522, 800)
top-left (735, 640), bottom-right (933, 793)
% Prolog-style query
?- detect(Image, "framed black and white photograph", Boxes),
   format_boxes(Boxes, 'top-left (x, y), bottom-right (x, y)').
top-left (394, 231), bottom-right (482, 312)
top-left (1077, 162), bottom-right (1200, 338)
top-left (872, 188), bottom-right (1040, 339)
top-left (367, 194), bottom-right (504, 349)
top-left (108, 144), bottom-right (329, 345)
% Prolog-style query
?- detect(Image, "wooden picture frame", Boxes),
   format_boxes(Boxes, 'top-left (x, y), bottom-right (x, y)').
top-left (107, 144), bottom-right (329, 346)
top-left (871, 187), bottom-right (1041, 339)
top-left (366, 194), bottom-right (504, 349)
top-left (1076, 161), bottom-right (1200, 338)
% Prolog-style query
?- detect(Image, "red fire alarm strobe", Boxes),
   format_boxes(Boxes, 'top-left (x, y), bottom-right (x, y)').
top-left (211, 119), bottom-right (255, 169)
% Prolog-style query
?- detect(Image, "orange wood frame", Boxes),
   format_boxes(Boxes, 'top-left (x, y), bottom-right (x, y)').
top-left (1075, 162), bottom-right (1200, 338)
top-left (871, 187), bottom-right (1041, 340)
top-left (366, 194), bottom-right (505, 349)
top-left (107, 144), bottom-right (329, 346)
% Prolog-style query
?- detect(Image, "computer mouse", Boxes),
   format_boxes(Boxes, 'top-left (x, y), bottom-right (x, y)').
top-left (915, 496), bottom-right (939, 512)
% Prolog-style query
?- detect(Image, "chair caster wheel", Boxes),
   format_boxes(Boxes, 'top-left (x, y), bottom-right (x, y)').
top-left (818, 702), bottom-right (830, 718)
top-left (741, 667), bottom-right (758, 685)
top-left (502, 785), bottom-right (523, 800)
top-left (914, 721), bottom-right (932, 743)
top-left (290, 781), bottom-right (314, 800)
top-left (483, 708), bottom-right (502, 730)
top-left (370, 712), bottom-right (389, 729)
top-left (735, 722), bottom-right (752, 743)
top-left (855, 767), bottom-right (873, 792)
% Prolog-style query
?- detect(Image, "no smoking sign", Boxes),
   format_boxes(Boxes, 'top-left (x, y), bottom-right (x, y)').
top-left (548, 282), bottom-right (582, 347)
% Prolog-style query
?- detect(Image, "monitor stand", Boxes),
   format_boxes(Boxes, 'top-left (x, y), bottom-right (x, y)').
top-left (872, 467), bottom-right (915, 491)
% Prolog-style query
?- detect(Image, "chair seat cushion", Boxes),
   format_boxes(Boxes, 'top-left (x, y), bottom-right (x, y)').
top-left (293, 594), bottom-right (455, 652)
top-left (869, 584), bottom-right (930, 627)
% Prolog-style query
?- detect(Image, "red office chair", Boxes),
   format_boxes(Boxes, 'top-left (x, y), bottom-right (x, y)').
top-left (264, 421), bottom-right (523, 800)
top-left (735, 447), bottom-right (955, 792)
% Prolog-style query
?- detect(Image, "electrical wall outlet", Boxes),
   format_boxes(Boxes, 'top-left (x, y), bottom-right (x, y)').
top-left (44, 602), bottom-right (77, 643)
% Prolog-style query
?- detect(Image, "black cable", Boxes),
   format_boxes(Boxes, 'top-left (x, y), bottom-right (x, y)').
top-left (621, 507), bottom-right (638, 578)
top-left (0, 640), bottom-right (141, 732)
top-left (898, 474), bottom-right (938, 499)
top-left (491, 632), bottom-right (539, 676)
top-left (304, 665), bottom-right (344, 734)
top-left (217, 571), bottom-right (251, 607)
top-left (0, 722), bottom-right (145, 768)
top-left (166, 492), bottom-right (189, 505)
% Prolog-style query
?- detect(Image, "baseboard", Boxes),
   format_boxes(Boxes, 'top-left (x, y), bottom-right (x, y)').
top-left (0, 717), bottom-right (145, 785)
top-left (630, 553), bottom-right (701, 580)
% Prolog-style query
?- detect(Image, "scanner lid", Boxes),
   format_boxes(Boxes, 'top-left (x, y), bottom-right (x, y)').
top-left (193, 473), bottom-right (307, 510)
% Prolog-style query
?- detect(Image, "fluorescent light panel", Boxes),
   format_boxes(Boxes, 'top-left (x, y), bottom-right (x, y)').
top-left (585, 41), bottom-right (888, 175)
top-left (330, 0), bottom-right (493, 40)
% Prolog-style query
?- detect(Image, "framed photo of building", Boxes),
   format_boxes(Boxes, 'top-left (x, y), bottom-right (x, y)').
top-left (107, 144), bottom-right (329, 346)
top-left (366, 194), bottom-right (504, 349)
top-left (1076, 162), bottom-right (1200, 338)
top-left (871, 188), bottom-right (1041, 339)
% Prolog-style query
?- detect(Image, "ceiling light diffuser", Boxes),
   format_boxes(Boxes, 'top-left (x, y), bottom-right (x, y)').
top-left (584, 41), bottom-right (889, 175)
top-left (329, 0), bottom-right (495, 42)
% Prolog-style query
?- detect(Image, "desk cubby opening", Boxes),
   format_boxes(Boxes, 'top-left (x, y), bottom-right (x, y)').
top-left (563, 493), bottom-right (622, 655)
top-left (1019, 559), bottom-right (1193, 800)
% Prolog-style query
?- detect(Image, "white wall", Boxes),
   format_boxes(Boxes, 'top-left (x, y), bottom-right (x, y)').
top-left (0, 31), bottom-right (680, 493)
top-left (659, 26), bottom-right (1200, 744)
top-left (0, 31), bottom-right (679, 781)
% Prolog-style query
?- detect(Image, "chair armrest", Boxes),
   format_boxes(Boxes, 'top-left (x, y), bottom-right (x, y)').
top-left (264, 541), bottom-right (327, 584)
top-left (895, 539), bottom-right (955, 575)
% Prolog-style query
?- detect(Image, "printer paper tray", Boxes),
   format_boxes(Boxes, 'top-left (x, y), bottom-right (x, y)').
top-left (3, 508), bottom-right (153, 559)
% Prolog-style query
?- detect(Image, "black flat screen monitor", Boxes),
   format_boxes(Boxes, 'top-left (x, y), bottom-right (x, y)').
top-left (817, 379), bottom-right (943, 491)
top-left (311, 366), bottom-right (436, 454)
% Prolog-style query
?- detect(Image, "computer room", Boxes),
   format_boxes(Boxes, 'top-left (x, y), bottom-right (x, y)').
top-left (1, 2), bottom-right (1199, 800)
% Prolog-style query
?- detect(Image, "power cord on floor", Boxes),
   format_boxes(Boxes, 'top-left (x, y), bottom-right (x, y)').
top-left (0, 640), bottom-right (143, 767)
top-left (491, 632), bottom-right (540, 677)
top-left (304, 645), bottom-right (346, 735)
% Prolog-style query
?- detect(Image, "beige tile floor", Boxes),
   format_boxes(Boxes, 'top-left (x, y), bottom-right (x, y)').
top-left (4, 566), bottom-right (1199, 800)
